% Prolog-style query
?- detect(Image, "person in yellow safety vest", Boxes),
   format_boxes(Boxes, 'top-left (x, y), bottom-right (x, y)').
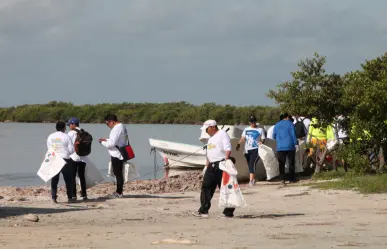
top-left (307, 118), bottom-right (327, 145)
top-left (326, 124), bottom-right (335, 141)
top-left (308, 118), bottom-right (336, 156)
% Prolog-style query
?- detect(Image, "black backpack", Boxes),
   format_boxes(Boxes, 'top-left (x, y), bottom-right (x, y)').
top-left (74, 129), bottom-right (93, 156)
top-left (295, 118), bottom-right (307, 139)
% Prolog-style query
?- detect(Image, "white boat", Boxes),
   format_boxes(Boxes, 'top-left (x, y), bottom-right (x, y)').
top-left (149, 125), bottom-right (277, 182)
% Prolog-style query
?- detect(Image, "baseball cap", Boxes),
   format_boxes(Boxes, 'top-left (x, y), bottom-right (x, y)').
top-left (200, 119), bottom-right (217, 130)
top-left (249, 115), bottom-right (257, 123)
top-left (66, 117), bottom-right (80, 126)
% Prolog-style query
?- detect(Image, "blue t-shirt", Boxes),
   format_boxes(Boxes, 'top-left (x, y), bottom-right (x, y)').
top-left (242, 127), bottom-right (265, 152)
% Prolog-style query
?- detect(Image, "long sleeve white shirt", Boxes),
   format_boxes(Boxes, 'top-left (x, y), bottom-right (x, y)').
top-left (47, 131), bottom-right (74, 159)
top-left (101, 123), bottom-right (128, 160)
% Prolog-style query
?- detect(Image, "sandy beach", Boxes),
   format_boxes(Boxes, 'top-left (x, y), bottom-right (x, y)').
top-left (1, 173), bottom-right (387, 249)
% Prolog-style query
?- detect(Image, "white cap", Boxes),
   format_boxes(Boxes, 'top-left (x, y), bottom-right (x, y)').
top-left (200, 119), bottom-right (217, 130)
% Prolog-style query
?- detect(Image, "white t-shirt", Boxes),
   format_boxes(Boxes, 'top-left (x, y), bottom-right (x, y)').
top-left (47, 131), bottom-right (74, 159)
top-left (206, 130), bottom-right (232, 163)
top-left (68, 127), bottom-right (87, 162)
top-left (266, 125), bottom-right (274, 139)
top-left (241, 126), bottom-right (266, 151)
top-left (101, 123), bottom-right (129, 160)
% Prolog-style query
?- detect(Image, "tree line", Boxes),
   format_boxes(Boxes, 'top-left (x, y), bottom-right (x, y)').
top-left (0, 101), bottom-right (281, 125)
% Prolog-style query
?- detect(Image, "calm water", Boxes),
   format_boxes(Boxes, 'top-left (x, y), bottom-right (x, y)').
top-left (0, 123), bottom-right (203, 187)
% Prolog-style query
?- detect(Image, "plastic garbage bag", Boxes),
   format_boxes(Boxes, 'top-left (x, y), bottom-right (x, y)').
top-left (75, 158), bottom-right (104, 189)
top-left (218, 160), bottom-right (247, 208)
top-left (258, 144), bottom-right (280, 180)
top-left (108, 161), bottom-right (140, 183)
top-left (37, 149), bottom-right (66, 182)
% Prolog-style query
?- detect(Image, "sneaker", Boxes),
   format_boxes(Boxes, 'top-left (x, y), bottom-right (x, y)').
top-left (72, 196), bottom-right (77, 200)
top-left (52, 199), bottom-right (58, 204)
top-left (68, 198), bottom-right (76, 203)
top-left (192, 211), bottom-right (209, 218)
top-left (249, 180), bottom-right (255, 187)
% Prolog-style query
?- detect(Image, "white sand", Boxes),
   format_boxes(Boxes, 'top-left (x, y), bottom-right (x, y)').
top-left (1, 181), bottom-right (387, 249)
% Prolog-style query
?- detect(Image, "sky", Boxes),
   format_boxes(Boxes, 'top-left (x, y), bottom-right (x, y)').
top-left (0, 0), bottom-right (386, 107)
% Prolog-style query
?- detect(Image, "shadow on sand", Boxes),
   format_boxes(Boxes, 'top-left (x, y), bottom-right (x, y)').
top-left (238, 213), bottom-right (305, 219)
top-left (93, 194), bottom-right (193, 202)
top-left (0, 205), bottom-right (90, 219)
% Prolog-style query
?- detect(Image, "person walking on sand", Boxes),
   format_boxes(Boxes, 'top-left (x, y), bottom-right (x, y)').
top-left (273, 113), bottom-right (298, 184)
top-left (47, 121), bottom-right (76, 203)
top-left (99, 114), bottom-right (128, 198)
top-left (192, 119), bottom-right (235, 218)
top-left (236, 115), bottom-right (265, 187)
top-left (67, 117), bottom-right (89, 200)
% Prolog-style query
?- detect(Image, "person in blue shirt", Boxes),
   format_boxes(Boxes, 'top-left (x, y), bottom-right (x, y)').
top-left (236, 115), bottom-right (265, 186)
top-left (273, 113), bottom-right (298, 183)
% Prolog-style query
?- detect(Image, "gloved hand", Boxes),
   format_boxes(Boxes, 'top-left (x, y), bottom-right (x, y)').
top-left (236, 144), bottom-right (240, 151)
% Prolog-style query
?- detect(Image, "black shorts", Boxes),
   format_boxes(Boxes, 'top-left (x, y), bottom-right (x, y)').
top-left (244, 149), bottom-right (260, 174)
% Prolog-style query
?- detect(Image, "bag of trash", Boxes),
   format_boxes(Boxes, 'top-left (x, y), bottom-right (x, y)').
top-left (258, 144), bottom-right (280, 180)
top-left (108, 161), bottom-right (140, 183)
top-left (218, 160), bottom-right (247, 208)
top-left (76, 158), bottom-right (104, 189)
top-left (37, 149), bottom-right (66, 182)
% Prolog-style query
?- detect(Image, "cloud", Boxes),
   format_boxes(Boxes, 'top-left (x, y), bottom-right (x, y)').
top-left (0, 0), bottom-right (386, 107)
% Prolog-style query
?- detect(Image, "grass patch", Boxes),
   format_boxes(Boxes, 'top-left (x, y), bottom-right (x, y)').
top-left (312, 169), bottom-right (347, 181)
top-left (308, 173), bottom-right (387, 194)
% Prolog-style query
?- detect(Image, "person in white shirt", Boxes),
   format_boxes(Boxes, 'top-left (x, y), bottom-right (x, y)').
top-left (192, 119), bottom-right (235, 218)
top-left (236, 115), bottom-right (265, 186)
top-left (99, 114), bottom-right (129, 198)
top-left (46, 121), bottom-right (75, 203)
top-left (67, 117), bottom-right (88, 200)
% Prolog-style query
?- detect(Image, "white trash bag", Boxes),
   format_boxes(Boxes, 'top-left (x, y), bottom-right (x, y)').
top-left (327, 139), bottom-right (338, 151)
top-left (258, 144), bottom-right (280, 180)
top-left (76, 158), bottom-right (104, 189)
top-left (218, 160), bottom-right (247, 208)
top-left (108, 161), bottom-right (140, 183)
top-left (285, 145), bottom-right (304, 173)
top-left (37, 149), bottom-right (66, 182)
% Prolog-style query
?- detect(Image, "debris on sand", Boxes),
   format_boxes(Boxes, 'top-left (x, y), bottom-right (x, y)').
top-left (0, 172), bottom-right (204, 199)
top-left (92, 171), bottom-right (204, 195)
top-left (151, 238), bottom-right (196, 245)
top-left (23, 214), bottom-right (39, 222)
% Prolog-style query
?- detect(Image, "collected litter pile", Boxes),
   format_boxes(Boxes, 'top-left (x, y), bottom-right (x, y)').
top-left (0, 172), bottom-right (205, 200)
top-left (92, 171), bottom-right (204, 195)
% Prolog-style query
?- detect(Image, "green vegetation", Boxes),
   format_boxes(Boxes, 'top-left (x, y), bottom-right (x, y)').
top-left (307, 174), bottom-right (387, 194)
top-left (0, 101), bottom-right (280, 125)
top-left (267, 51), bottom-right (387, 175)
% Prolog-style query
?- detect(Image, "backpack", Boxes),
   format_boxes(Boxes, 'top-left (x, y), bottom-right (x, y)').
top-left (295, 118), bottom-right (307, 139)
top-left (74, 129), bottom-right (93, 156)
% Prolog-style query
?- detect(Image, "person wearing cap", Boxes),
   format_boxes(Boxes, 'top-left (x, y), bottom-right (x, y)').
top-left (47, 121), bottom-right (75, 203)
top-left (193, 119), bottom-right (235, 218)
top-left (236, 115), bottom-right (265, 186)
top-left (67, 117), bottom-right (88, 200)
top-left (273, 113), bottom-right (298, 183)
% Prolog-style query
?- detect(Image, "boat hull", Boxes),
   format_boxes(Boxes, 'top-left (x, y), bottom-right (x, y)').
top-left (149, 125), bottom-right (278, 182)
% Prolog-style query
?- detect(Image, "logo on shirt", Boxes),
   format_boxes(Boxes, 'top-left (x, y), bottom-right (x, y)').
top-left (207, 144), bottom-right (216, 150)
top-left (245, 130), bottom-right (261, 148)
